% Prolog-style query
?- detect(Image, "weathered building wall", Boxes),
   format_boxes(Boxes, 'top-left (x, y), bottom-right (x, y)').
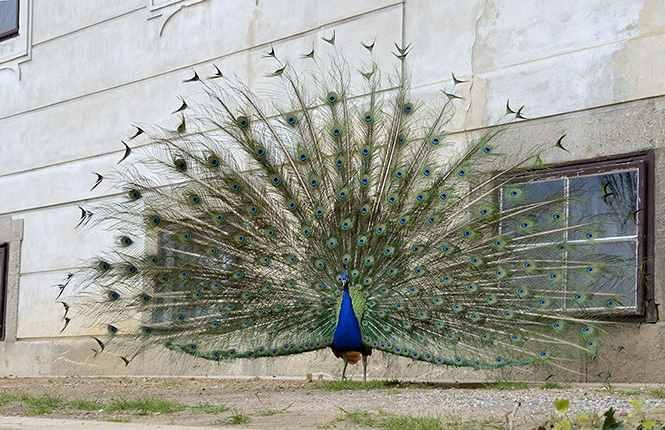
top-left (0, 0), bottom-right (664, 382)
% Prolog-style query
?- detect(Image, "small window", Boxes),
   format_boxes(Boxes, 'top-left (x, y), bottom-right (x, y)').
top-left (0, 243), bottom-right (8, 341)
top-left (502, 152), bottom-right (653, 317)
top-left (0, 0), bottom-right (19, 41)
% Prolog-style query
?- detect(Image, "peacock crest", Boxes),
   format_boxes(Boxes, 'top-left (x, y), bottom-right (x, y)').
top-left (62, 38), bottom-right (630, 380)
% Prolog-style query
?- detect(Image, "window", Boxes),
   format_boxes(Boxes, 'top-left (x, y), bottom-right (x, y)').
top-left (502, 152), bottom-right (653, 319)
top-left (0, 243), bottom-right (8, 341)
top-left (152, 226), bottom-right (232, 326)
top-left (0, 0), bottom-right (19, 41)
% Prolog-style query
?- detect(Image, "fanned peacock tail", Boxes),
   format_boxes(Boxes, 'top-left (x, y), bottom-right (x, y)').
top-left (64, 40), bottom-right (630, 376)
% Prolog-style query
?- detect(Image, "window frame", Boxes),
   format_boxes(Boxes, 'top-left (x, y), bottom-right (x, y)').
top-left (0, 243), bottom-right (8, 341)
top-left (0, 0), bottom-right (20, 41)
top-left (510, 151), bottom-right (655, 321)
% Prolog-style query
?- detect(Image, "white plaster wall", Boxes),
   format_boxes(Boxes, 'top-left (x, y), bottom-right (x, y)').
top-left (1, 0), bottom-right (664, 381)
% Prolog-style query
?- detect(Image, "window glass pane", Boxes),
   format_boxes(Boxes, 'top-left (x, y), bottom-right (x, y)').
top-left (569, 170), bottom-right (638, 239)
top-left (502, 178), bottom-right (565, 242)
top-left (0, 0), bottom-right (18, 37)
top-left (568, 242), bottom-right (637, 309)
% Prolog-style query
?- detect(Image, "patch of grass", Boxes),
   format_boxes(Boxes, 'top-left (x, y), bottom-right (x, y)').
top-left (0, 390), bottom-right (22, 404)
top-left (107, 397), bottom-right (186, 415)
top-left (331, 409), bottom-right (506, 430)
top-left (620, 385), bottom-right (665, 398)
top-left (69, 398), bottom-right (103, 410)
top-left (191, 403), bottom-right (229, 414)
top-left (24, 393), bottom-right (64, 415)
top-left (483, 381), bottom-right (530, 390)
top-left (255, 393), bottom-right (292, 416)
top-left (336, 408), bottom-right (380, 426)
top-left (107, 417), bottom-right (131, 423)
top-left (383, 414), bottom-right (446, 430)
top-left (540, 380), bottom-right (570, 390)
top-left (217, 408), bottom-right (251, 426)
top-left (442, 413), bottom-right (506, 430)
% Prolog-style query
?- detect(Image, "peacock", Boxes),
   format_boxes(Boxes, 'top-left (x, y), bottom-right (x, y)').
top-left (61, 38), bottom-right (631, 382)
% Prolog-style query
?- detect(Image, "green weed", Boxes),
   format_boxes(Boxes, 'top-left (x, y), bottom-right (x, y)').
top-left (24, 393), bottom-right (64, 415)
top-left (218, 408), bottom-right (251, 426)
top-left (107, 397), bottom-right (186, 415)
top-left (191, 403), bottom-right (229, 414)
top-left (255, 393), bottom-right (292, 416)
top-left (68, 398), bottom-right (103, 410)
top-left (106, 417), bottom-right (131, 423)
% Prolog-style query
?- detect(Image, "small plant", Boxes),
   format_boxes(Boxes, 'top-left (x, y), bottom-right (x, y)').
top-left (191, 403), bottom-right (229, 414)
top-left (339, 408), bottom-right (378, 426)
top-left (625, 399), bottom-right (665, 429)
top-left (107, 417), bottom-right (131, 423)
top-left (540, 380), bottom-right (571, 390)
top-left (218, 408), bottom-right (251, 426)
top-left (69, 398), bottom-right (103, 410)
top-left (254, 393), bottom-right (292, 416)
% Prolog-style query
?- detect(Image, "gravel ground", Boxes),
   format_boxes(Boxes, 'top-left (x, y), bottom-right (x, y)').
top-left (1, 377), bottom-right (664, 429)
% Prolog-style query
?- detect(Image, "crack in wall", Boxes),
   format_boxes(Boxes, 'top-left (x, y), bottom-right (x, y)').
top-left (466, 0), bottom-right (490, 130)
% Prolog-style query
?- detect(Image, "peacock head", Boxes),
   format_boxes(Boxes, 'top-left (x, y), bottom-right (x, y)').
top-left (341, 273), bottom-right (349, 289)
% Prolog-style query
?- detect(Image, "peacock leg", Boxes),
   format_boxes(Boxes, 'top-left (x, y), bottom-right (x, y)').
top-left (340, 353), bottom-right (349, 381)
top-left (362, 354), bottom-right (368, 383)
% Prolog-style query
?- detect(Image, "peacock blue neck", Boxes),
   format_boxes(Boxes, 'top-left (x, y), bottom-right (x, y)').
top-left (333, 286), bottom-right (363, 352)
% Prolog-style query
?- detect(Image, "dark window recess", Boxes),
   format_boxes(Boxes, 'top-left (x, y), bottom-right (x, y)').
top-left (0, 0), bottom-right (19, 41)
top-left (501, 152), bottom-right (653, 319)
top-left (0, 243), bottom-right (8, 341)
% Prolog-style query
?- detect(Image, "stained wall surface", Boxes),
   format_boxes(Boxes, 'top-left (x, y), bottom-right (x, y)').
top-left (1, 0), bottom-right (664, 382)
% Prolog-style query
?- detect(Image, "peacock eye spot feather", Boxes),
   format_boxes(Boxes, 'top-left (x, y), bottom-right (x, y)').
top-left (175, 159), bottom-right (187, 171)
top-left (129, 190), bottom-right (141, 200)
top-left (208, 155), bottom-right (220, 166)
top-left (327, 92), bottom-right (338, 104)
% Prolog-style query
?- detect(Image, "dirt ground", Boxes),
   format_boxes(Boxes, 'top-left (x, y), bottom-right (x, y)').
top-left (1, 377), bottom-right (665, 429)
